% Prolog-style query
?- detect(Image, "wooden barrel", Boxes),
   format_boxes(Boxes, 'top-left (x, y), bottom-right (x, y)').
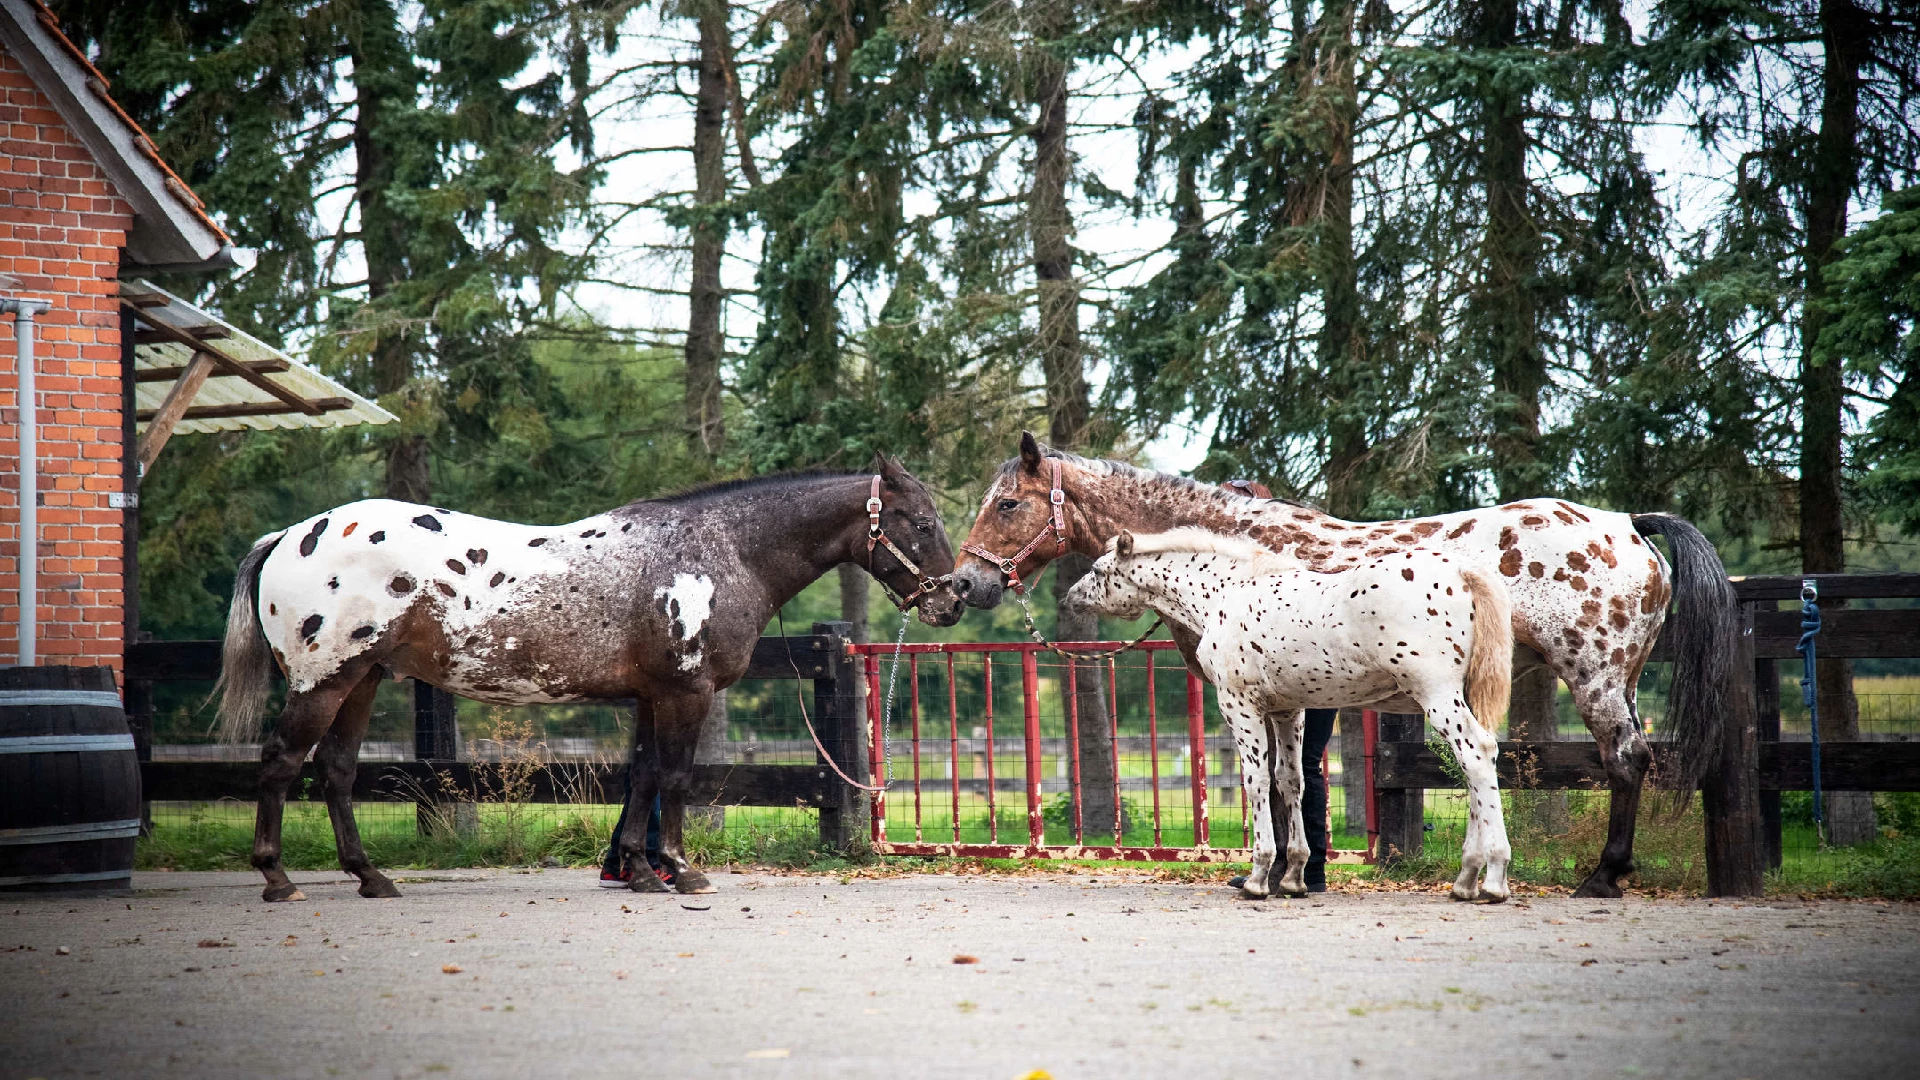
top-left (0, 666), bottom-right (141, 891)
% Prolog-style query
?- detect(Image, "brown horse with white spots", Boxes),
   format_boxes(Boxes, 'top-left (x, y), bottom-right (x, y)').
top-left (953, 434), bottom-right (1738, 898)
top-left (216, 460), bottom-right (962, 902)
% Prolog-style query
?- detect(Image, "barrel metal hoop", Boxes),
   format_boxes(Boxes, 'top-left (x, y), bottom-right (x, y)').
top-left (0, 819), bottom-right (143, 845)
top-left (0, 691), bottom-right (125, 708)
top-left (0, 869), bottom-right (132, 888)
top-left (0, 734), bottom-right (135, 754)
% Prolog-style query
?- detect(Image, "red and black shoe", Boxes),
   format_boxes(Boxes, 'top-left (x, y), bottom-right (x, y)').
top-left (598, 868), bottom-right (634, 888)
top-left (650, 862), bottom-right (677, 888)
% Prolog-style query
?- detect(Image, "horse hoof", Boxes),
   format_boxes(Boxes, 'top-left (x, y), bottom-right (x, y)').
top-left (358, 874), bottom-right (402, 899)
top-left (1571, 875), bottom-right (1624, 900)
top-left (1450, 885), bottom-right (1478, 902)
top-left (1238, 883), bottom-right (1269, 900)
top-left (263, 884), bottom-right (306, 903)
top-left (627, 871), bottom-right (672, 894)
top-left (675, 870), bottom-right (718, 895)
top-left (1480, 887), bottom-right (1510, 904)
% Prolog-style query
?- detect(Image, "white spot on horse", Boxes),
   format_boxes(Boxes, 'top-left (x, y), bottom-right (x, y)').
top-left (657, 573), bottom-right (715, 671)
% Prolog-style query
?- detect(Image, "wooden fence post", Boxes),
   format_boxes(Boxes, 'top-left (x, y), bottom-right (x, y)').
top-left (1703, 602), bottom-right (1766, 896)
top-left (413, 681), bottom-right (472, 835)
top-left (1754, 656), bottom-right (1782, 870)
top-left (1374, 712), bottom-right (1425, 865)
top-left (812, 622), bottom-right (868, 854)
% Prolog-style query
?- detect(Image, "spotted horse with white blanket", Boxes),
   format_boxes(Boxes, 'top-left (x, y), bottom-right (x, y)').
top-left (215, 460), bottom-right (963, 902)
top-left (1067, 529), bottom-right (1516, 901)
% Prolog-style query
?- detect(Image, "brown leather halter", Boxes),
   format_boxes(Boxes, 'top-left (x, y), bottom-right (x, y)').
top-left (867, 475), bottom-right (947, 611)
top-left (960, 458), bottom-right (1068, 596)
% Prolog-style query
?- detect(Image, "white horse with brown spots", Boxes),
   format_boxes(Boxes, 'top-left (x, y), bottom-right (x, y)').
top-left (1067, 529), bottom-right (1516, 900)
top-left (957, 434), bottom-right (1740, 898)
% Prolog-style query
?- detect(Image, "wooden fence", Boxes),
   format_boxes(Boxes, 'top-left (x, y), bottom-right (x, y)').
top-left (124, 621), bottom-right (872, 850)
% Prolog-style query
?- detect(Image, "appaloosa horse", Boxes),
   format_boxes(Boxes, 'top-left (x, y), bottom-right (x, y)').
top-left (216, 460), bottom-right (962, 901)
top-left (1067, 529), bottom-right (1515, 901)
top-left (954, 434), bottom-right (1738, 898)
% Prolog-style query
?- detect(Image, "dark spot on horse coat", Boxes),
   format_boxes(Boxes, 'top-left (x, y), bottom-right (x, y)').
top-left (1528, 561), bottom-right (1544, 578)
top-left (489, 571), bottom-right (506, 588)
top-left (301, 614), bottom-right (324, 641)
top-left (467, 548), bottom-right (488, 566)
top-left (298, 518), bottom-right (329, 556)
top-left (1499, 526), bottom-right (1518, 550)
top-left (388, 574), bottom-right (416, 596)
top-left (1566, 550), bottom-right (1590, 572)
top-left (1401, 568), bottom-right (1416, 581)
top-left (1499, 549), bottom-right (1523, 577)
top-left (328, 577), bottom-right (339, 590)
top-left (446, 559), bottom-right (466, 576)
top-left (437, 582), bottom-right (457, 598)
top-left (1520, 515), bottom-right (1547, 527)
top-left (342, 521), bottom-right (358, 537)
top-left (529, 538), bottom-right (547, 547)
top-left (412, 515), bottom-right (442, 532)
top-left (350, 625), bottom-right (376, 640)
top-left (368, 530), bottom-right (385, 544)
top-left (1445, 519), bottom-right (1476, 539)
top-left (1571, 575), bottom-right (1588, 592)
top-left (268, 603), bottom-right (276, 615)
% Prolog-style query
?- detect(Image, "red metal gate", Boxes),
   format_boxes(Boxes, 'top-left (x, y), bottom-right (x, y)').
top-left (852, 640), bottom-right (1257, 861)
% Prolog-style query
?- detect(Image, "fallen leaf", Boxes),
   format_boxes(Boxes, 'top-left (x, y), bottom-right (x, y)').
top-left (442, 964), bottom-right (464, 975)
top-left (1580, 959), bottom-right (1597, 967)
top-left (280, 936), bottom-right (298, 946)
top-left (677, 952), bottom-right (695, 958)
top-left (195, 940), bottom-right (232, 949)
top-left (55, 946), bottom-right (70, 956)
top-left (614, 970), bottom-right (629, 980)
top-left (745, 1049), bottom-right (789, 1059)
top-left (952, 955), bottom-right (979, 965)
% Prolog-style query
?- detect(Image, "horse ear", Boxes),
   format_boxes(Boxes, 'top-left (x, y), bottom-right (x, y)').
top-left (1116, 531), bottom-right (1135, 558)
top-left (1019, 431), bottom-right (1044, 475)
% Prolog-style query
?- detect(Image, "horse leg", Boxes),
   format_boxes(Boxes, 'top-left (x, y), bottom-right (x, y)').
top-left (1215, 690), bottom-right (1274, 897)
top-left (313, 668), bottom-right (400, 899)
top-left (1571, 684), bottom-right (1649, 899)
top-left (1428, 702), bottom-right (1510, 902)
top-left (652, 688), bottom-right (719, 895)
top-left (1272, 709), bottom-right (1310, 898)
top-left (253, 667), bottom-right (366, 902)
top-left (621, 698), bottom-right (671, 894)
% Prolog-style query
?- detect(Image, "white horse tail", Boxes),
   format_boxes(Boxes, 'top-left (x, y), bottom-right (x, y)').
top-left (213, 530), bottom-right (286, 744)
top-left (1460, 567), bottom-right (1513, 731)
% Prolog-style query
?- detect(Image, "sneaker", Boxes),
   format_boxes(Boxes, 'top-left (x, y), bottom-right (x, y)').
top-left (1228, 874), bottom-right (1248, 890)
top-left (598, 868), bottom-right (633, 888)
top-left (650, 862), bottom-right (677, 888)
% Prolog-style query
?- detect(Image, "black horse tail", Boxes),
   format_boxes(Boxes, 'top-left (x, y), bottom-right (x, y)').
top-left (213, 530), bottom-right (285, 744)
top-left (1631, 513), bottom-right (1738, 797)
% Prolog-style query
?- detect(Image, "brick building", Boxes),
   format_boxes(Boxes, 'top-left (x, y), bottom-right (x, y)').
top-left (2, 0), bottom-right (389, 679)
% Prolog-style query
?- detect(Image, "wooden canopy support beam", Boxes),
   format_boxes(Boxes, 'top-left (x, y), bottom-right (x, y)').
top-left (121, 299), bottom-right (323, 416)
top-left (135, 396), bottom-right (352, 423)
top-left (134, 356), bottom-right (288, 382)
top-left (133, 350), bottom-right (215, 477)
top-left (134, 324), bottom-right (229, 344)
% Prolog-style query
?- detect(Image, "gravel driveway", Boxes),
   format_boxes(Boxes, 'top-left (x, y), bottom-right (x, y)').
top-left (3, 869), bottom-right (1916, 1079)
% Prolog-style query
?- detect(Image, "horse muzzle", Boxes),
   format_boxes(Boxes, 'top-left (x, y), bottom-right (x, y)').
top-left (949, 562), bottom-right (1007, 609)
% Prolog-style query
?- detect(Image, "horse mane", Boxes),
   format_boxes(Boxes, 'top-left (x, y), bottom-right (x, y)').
top-left (1121, 528), bottom-right (1289, 572)
top-left (998, 446), bottom-right (1317, 511)
top-left (638, 467), bottom-right (884, 507)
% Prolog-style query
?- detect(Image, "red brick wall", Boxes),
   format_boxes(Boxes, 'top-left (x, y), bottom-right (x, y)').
top-left (0, 49), bottom-right (134, 677)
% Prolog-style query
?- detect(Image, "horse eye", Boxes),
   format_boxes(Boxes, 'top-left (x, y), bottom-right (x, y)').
top-left (997, 499), bottom-right (1020, 512)
top-left (914, 520), bottom-right (933, 534)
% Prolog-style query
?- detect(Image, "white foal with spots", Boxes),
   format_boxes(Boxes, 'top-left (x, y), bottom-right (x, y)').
top-left (1068, 529), bottom-right (1516, 902)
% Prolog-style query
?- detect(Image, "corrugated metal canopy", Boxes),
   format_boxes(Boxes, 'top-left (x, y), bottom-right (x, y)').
top-left (123, 280), bottom-right (395, 434)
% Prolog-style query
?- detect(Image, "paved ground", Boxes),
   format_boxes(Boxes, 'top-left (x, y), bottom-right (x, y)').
top-left (2, 869), bottom-right (1916, 1079)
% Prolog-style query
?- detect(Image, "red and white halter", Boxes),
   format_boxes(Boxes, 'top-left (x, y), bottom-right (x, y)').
top-left (960, 459), bottom-right (1068, 596)
top-left (866, 474), bottom-right (947, 611)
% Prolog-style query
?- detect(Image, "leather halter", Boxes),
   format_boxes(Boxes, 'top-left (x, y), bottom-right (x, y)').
top-left (866, 475), bottom-right (947, 611)
top-left (961, 458), bottom-right (1068, 595)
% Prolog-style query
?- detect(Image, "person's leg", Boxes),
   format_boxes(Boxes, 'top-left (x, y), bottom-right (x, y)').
top-left (645, 794), bottom-right (664, 868)
top-left (1301, 708), bottom-right (1335, 889)
top-left (602, 763), bottom-right (633, 880)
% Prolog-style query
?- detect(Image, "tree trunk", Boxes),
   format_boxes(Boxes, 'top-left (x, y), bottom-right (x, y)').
top-left (1053, 553), bottom-right (1119, 841)
top-left (1473, 0), bottom-right (1546, 502)
top-left (1317, 3), bottom-right (1369, 520)
top-left (1801, 0), bottom-right (1873, 844)
top-left (350, 0), bottom-right (429, 503)
top-left (685, 3), bottom-right (729, 464)
top-left (1029, 3), bottom-right (1087, 450)
top-left (838, 563), bottom-right (870, 646)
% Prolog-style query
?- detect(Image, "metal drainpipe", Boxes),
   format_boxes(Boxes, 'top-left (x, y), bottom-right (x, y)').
top-left (4, 296), bottom-right (52, 666)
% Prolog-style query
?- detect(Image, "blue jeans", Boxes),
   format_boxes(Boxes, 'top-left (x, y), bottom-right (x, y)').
top-left (1297, 708), bottom-right (1333, 888)
top-left (602, 773), bottom-right (663, 875)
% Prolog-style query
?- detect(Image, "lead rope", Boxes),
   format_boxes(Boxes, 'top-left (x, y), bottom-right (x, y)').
top-left (1796, 579), bottom-right (1825, 845)
top-left (1011, 582), bottom-right (1163, 661)
top-left (777, 609), bottom-right (909, 795)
